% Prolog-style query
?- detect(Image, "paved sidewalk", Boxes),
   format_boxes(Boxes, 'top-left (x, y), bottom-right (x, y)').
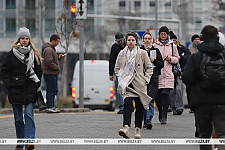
top-left (0, 109), bottom-right (204, 150)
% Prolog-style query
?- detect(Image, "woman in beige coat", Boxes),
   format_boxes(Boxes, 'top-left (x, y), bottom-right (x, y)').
top-left (114, 32), bottom-right (153, 139)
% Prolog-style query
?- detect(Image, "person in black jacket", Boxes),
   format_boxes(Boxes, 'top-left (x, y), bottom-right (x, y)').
top-left (140, 32), bottom-right (164, 129)
top-left (109, 32), bottom-right (126, 114)
top-left (1, 27), bottom-right (42, 150)
top-left (169, 31), bottom-right (191, 115)
top-left (182, 25), bottom-right (225, 150)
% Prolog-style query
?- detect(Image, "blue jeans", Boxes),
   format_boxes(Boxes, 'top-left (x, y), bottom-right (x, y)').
top-left (116, 76), bottom-right (124, 110)
top-left (143, 101), bottom-right (154, 123)
top-left (12, 103), bottom-right (35, 139)
top-left (44, 74), bottom-right (58, 108)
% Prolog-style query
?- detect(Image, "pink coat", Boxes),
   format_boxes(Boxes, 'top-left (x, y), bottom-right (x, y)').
top-left (153, 39), bottom-right (179, 89)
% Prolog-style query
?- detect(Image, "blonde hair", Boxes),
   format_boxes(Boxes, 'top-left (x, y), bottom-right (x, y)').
top-left (11, 39), bottom-right (42, 65)
top-left (172, 39), bottom-right (182, 48)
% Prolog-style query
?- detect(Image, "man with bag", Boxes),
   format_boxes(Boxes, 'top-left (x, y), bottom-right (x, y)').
top-left (182, 25), bottom-right (225, 150)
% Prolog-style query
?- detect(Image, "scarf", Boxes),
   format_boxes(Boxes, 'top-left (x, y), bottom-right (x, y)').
top-left (143, 44), bottom-right (152, 52)
top-left (117, 46), bottom-right (137, 95)
top-left (13, 45), bottom-right (40, 83)
top-left (160, 40), bottom-right (169, 44)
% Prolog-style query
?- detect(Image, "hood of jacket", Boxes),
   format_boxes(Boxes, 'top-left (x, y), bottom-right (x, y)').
top-left (42, 42), bottom-right (55, 52)
top-left (197, 39), bottom-right (224, 54)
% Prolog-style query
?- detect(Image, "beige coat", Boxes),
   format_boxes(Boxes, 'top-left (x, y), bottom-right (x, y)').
top-left (188, 44), bottom-right (198, 54)
top-left (114, 47), bottom-right (153, 109)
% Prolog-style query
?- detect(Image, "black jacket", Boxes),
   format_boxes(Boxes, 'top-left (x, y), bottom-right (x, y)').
top-left (177, 44), bottom-right (191, 71)
top-left (140, 45), bottom-right (164, 77)
top-left (1, 50), bottom-right (42, 105)
top-left (140, 45), bottom-right (164, 100)
top-left (109, 42), bottom-right (125, 76)
top-left (182, 39), bottom-right (225, 109)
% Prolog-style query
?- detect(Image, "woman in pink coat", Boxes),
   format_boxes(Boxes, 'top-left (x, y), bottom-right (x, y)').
top-left (153, 26), bottom-right (180, 124)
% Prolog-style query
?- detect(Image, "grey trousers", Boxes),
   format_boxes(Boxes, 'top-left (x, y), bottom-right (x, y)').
top-left (195, 105), bottom-right (225, 150)
top-left (169, 77), bottom-right (184, 112)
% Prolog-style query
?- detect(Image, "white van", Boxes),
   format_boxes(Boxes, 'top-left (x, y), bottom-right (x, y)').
top-left (71, 60), bottom-right (116, 111)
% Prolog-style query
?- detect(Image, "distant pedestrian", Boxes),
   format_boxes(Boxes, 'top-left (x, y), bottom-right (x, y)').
top-left (42, 34), bottom-right (65, 113)
top-left (115, 32), bottom-right (153, 139)
top-left (189, 34), bottom-right (200, 54)
top-left (1, 27), bottom-right (42, 150)
top-left (169, 31), bottom-right (191, 115)
top-left (0, 91), bottom-right (7, 108)
top-left (153, 26), bottom-right (180, 124)
top-left (109, 32), bottom-right (126, 114)
top-left (182, 25), bottom-right (225, 150)
top-left (140, 32), bottom-right (164, 129)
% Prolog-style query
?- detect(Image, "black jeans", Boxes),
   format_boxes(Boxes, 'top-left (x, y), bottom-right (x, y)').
top-left (195, 105), bottom-right (225, 150)
top-left (123, 97), bottom-right (143, 128)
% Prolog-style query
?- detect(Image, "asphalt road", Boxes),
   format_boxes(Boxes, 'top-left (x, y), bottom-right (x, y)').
top-left (0, 109), bottom-right (202, 150)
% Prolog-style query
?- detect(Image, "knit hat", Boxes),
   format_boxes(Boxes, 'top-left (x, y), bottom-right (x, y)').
top-left (169, 31), bottom-right (177, 39)
top-left (115, 32), bottom-right (124, 41)
top-left (18, 27), bottom-right (31, 39)
top-left (159, 26), bottom-right (169, 35)
top-left (191, 34), bottom-right (200, 42)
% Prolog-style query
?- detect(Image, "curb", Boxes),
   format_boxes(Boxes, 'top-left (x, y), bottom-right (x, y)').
top-left (0, 108), bottom-right (90, 114)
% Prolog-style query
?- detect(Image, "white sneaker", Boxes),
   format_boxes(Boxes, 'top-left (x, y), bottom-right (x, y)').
top-left (214, 148), bottom-right (218, 150)
top-left (47, 107), bottom-right (60, 113)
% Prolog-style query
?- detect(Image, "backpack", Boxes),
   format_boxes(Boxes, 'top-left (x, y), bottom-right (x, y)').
top-left (200, 52), bottom-right (225, 91)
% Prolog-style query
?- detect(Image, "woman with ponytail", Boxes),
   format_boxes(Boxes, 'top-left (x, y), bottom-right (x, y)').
top-left (1, 27), bottom-right (42, 150)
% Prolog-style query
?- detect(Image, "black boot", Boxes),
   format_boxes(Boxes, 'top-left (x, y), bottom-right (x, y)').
top-left (158, 110), bottom-right (162, 123)
top-left (161, 112), bottom-right (167, 124)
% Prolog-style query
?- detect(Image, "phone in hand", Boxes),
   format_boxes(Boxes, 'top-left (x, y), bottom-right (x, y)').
top-left (164, 55), bottom-right (168, 61)
top-left (62, 53), bottom-right (67, 57)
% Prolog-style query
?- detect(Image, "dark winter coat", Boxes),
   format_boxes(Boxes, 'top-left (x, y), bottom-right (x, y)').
top-left (177, 44), bottom-right (191, 72)
top-left (1, 50), bottom-right (42, 105)
top-left (42, 43), bottom-right (60, 75)
top-left (182, 39), bottom-right (225, 109)
top-left (140, 45), bottom-right (164, 100)
top-left (109, 42), bottom-right (126, 76)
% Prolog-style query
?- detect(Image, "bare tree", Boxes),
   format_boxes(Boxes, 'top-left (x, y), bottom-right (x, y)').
top-left (210, 0), bottom-right (225, 28)
top-left (54, 0), bottom-right (84, 107)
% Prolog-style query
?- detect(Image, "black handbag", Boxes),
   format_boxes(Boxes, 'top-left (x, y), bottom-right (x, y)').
top-left (37, 91), bottom-right (47, 111)
top-left (171, 43), bottom-right (182, 76)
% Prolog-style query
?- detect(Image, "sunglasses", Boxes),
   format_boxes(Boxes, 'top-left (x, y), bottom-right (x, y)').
top-left (144, 38), bottom-right (151, 40)
top-left (21, 37), bottom-right (29, 40)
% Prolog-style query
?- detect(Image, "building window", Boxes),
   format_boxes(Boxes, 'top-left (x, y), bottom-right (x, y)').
top-left (84, 18), bottom-right (94, 34)
top-left (97, 0), bottom-right (101, 10)
top-left (26, 19), bottom-right (35, 31)
top-left (6, 19), bottom-right (16, 31)
top-left (150, 1), bottom-right (155, 7)
top-left (45, 19), bottom-right (55, 31)
top-left (66, 0), bottom-right (74, 9)
top-left (195, 1), bottom-right (202, 8)
top-left (46, 0), bottom-right (55, 10)
top-left (26, 0), bottom-right (35, 9)
top-left (134, 1), bottom-right (141, 7)
top-left (195, 18), bottom-right (202, 24)
top-left (119, 1), bottom-right (125, 7)
top-left (6, 0), bottom-right (16, 9)
top-left (165, 1), bottom-right (171, 7)
top-left (88, 0), bottom-right (94, 10)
